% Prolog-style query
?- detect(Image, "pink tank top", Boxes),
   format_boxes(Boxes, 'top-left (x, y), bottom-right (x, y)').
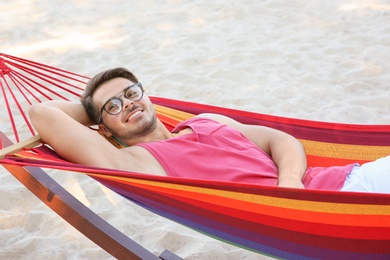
top-left (136, 117), bottom-right (354, 190)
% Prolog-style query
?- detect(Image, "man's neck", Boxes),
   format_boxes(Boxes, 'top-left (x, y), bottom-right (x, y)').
top-left (121, 120), bottom-right (173, 146)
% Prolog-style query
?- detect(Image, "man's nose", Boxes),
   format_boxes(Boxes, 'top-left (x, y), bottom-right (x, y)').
top-left (122, 98), bottom-right (134, 110)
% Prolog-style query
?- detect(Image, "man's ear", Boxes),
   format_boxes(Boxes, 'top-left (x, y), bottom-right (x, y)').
top-left (98, 124), bottom-right (113, 137)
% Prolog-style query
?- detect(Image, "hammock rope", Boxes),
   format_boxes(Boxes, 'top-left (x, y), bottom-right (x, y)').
top-left (0, 74), bottom-right (20, 141)
top-left (0, 53), bottom-right (88, 142)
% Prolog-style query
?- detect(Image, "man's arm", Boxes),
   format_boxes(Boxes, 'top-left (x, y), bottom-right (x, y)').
top-left (31, 100), bottom-right (96, 126)
top-left (198, 113), bottom-right (307, 188)
top-left (28, 101), bottom-right (126, 169)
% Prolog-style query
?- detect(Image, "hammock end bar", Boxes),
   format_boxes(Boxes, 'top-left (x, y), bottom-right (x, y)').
top-left (0, 134), bottom-right (42, 159)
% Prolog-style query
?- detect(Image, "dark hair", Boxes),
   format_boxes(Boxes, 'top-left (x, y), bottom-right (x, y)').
top-left (81, 67), bottom-right (139, 124)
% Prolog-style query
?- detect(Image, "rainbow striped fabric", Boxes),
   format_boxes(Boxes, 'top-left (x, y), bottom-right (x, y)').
top-left (2, 97), bottom-right (390, 259)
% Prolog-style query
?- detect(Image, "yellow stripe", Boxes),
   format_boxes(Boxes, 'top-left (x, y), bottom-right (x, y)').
top-left (300, 139), bottom-right (390, 161)
top-left (89, 174), bottom-right (390, 215)
top-left (154, 104), bottom-right (194, 121)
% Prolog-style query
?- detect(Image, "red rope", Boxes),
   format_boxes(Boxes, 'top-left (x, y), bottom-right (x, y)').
top-left (5, 59), bottom-right (86, 96)
top-left (6, 71), bottom-right (36, 104)
top-left (11, 70), bottom-right (73, 101)
top-left (0, 54), bottom-right (90, 143)
top-left (0, 53), bottom-right (89, 81)
top-left (5, 78), bottom-right (36, 137)
top-left (0, 59), bottom-right (11, 76)
top-left (7, 71), bottom-right (43, 103)
top-left (4, 72), bottom-right (39, 136)
top-left (0, 74), bottom-right (20, 142)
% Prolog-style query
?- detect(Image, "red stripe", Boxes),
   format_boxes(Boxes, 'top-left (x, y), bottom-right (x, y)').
top-left (122, 181), bottom-right (390, 237)
top-left (102, 177), bottom-right (390, 253)
top-left (151, 97), bottom-right (390, 146)
top-left (4, 147), bottom-right (390, 206)
top-left (306, 154), bottom-right (369, 167)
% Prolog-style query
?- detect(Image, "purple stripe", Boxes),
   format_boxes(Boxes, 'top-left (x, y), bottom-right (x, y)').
top-left (99, 179), bottom-right (390, 259)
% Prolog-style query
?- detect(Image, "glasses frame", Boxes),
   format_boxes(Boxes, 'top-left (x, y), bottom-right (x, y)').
top-left (98, 82), bottom-right (144, 124)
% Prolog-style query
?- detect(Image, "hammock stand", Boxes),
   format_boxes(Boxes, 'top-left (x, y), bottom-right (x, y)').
top-left (1, 53), bottom-right (390, 259)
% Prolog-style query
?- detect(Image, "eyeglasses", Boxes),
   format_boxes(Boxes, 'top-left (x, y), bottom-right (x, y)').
top-left (98, 82), bottom-right (144, 124)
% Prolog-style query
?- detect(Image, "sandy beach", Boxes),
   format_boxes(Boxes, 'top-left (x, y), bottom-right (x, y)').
top-left (1, 0), bottom-right (390, 259)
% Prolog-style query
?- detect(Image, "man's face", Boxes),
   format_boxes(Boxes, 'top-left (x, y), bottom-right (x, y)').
top-left (93, 77), bottom-right (157, 141)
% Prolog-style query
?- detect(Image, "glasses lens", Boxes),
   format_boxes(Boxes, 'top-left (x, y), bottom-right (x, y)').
top-left (101, 83), bottom-right (143, 119)
top-left (104, 98), bottom-right (122, 115)
top-left (124, 84), bottom-right (142, 101)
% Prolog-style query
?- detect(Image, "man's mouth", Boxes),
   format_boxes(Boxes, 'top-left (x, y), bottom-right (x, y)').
top-left (125, 109), bottom-right (143, 122)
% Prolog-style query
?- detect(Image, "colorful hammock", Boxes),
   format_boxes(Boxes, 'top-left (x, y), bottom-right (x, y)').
top-left (1, 53), bottom-right (390, 259)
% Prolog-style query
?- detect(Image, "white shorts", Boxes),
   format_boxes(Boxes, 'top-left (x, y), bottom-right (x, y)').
top-left (341, 155), bottom-right (390, 193)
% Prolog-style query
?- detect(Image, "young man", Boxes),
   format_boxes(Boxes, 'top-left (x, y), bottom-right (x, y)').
top-left (29, 68), bottom-right (390, 193)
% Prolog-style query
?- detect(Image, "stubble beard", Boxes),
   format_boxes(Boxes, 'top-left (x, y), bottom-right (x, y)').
top-left (104, 105), bottom-right (158, 142)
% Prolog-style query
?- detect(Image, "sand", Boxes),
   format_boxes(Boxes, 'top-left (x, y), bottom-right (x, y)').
top-left (1, 0), bottom-right (390, 259)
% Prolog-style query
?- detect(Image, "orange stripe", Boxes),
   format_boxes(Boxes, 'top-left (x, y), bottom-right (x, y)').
top-left (163, 186), bottom-right (390, 227)
top-left (94, 176), bottom-right (390, 239)
top-left (300, 139), bottom-right (390, 161)
top-left (155, 104), bottom-right (194, 121)
top-left (90, 174), bottom-right (390, 217)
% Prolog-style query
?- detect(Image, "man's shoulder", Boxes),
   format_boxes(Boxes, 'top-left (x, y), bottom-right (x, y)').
top-left (120, 146), bottom-right (168, 176)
